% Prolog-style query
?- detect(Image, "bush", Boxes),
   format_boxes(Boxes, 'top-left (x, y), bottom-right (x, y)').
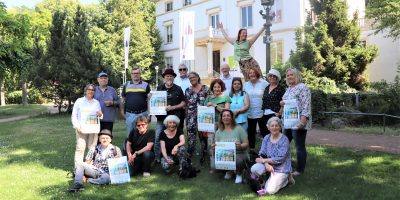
top-left (6, 89), bottom-right (46, 104)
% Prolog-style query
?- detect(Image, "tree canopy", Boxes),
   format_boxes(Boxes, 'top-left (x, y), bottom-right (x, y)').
top-left (366, 0), bottom-right (400, 39)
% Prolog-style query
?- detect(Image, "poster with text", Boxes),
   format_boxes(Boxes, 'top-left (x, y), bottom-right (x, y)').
top-left (80, 110), bottom-right (100, 134)
top-left (215, 142), bottom-right (236, 170)
top-left (149, 91), bottom-right (167, 115)
top-left (108, 156), bottom-right (130, 184)
top-left (197, 106), bottom-right (215, 132)
top-left (283, 99), bottom-right (300, 129)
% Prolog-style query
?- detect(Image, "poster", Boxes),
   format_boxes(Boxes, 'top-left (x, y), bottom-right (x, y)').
top-left (215, 142), bottom-right (236, 170)
top-left (179, 11), bottom-right (195, 61)
top-left (197, 106), bottom-right (215, 132)
top-left (80, 110), bottom-right (100, 134)
top-left (108, 156), bottom-right (130, 184)
top-left (149, 91), bottom-right (167, 115)
top-left (283, 99), bottom-right (300, 129)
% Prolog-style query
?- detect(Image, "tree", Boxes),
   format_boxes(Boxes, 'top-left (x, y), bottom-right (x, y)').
top-left (290, 0), bottom-right (378, 90)
top-left (366, 0), bottom-right (400, 39)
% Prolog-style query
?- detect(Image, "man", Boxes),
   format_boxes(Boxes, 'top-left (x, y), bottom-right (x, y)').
top-left (174, 63), bottom-right (191, 93)
top-left (154, 68), bottom-right (186, 161)
top-left (220, 63), bottom-right (234, 95)
top-left (94, 72), bottom-right (119, 132)
top-left (121, 67), bottom-right (151, 136)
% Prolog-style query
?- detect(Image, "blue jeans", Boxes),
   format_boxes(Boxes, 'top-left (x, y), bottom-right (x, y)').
top-left (154, 121), bottom-right (166, 160)
top-left (125, 111), bottom-right (148, 136)
top-left (284, 128), bottom-right (307, 173)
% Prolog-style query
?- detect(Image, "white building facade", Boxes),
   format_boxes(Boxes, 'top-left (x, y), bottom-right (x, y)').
top-left (155, 0), bottom-right (399, 82)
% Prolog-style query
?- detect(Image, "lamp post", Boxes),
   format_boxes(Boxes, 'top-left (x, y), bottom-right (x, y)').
top-left (155, 65), bottom-right (159, 87)
top-left (259, 0), bottom-right (275, 73)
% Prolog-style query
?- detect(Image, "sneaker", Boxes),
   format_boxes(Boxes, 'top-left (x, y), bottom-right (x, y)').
top-left (292, 171), bottom-right (301, 176)
top-left (143, 172), bottom-right (151, 177)
top-left (257, 189), bottom-right (267, 196)
top-left (235, 174), bottom-right (243, 184)
top-left (224, 171), bottom-right (233, 180)
top-left (68, 182), bottom-right (84, 193)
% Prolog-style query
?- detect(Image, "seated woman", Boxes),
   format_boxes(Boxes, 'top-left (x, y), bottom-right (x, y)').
top-left (160, 115), bottom-right (187, 174)
top-left (250, 117), bottom-right (294, 196)
top-left (69, 129), bottom-right (122, 192)
top-left (212, 109), bottom-right (249, 184)
top-left (126, 115), bottom-right (155, 177)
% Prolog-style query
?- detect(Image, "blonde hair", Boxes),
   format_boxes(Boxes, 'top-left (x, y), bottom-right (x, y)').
top-left (285, 68), bottom-right (302, 86)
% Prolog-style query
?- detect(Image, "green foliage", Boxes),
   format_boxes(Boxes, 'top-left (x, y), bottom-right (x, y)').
top-left (5, 89), bottom-right (45, 104)
top-left (290, 0), bottom-right (378, 90)
top-left (366, 0), bottom-right (400, 39)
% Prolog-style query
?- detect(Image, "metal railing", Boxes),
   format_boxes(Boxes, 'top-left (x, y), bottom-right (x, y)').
top-left (321, 111), bottom-right (400, 133)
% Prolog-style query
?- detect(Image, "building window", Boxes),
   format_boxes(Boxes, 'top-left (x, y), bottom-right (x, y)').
top-left (165, 57), bottom-right (173, 68)
top-left (165, 2), bottom-right (173, 12)
top-left (165, 25), bottom-right (173, 43)
top-left (271, 0), bottom-right (283, 23)
top-left (183, 0), bottom-right (191, 6)
top-left (270, 40), bottom-right (283, 65)
top-left (241, 5), bottom-right (253, 28)
top-left (210, 13), bottom-right (220, 29)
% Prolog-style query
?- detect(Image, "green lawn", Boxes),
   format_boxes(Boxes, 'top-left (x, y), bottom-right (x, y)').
top-left (0, 104), bottom-right (48, 119)
top-left (0, 115), bottom-right (399, 199)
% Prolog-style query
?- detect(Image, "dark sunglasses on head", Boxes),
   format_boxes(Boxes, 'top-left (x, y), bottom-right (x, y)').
top-left (179, 68), bottom-right (187, 71)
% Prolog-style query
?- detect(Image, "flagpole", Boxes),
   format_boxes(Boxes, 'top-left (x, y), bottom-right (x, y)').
top-left (123, 27), bottom-right (131, 85)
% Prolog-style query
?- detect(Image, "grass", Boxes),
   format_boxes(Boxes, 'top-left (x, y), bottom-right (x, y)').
top-left (1, 115), bottom-right (399, 199)
top-left (318, 125), bottom-right (400, 136)
top-left (0, 104), bottom-right (48, 119)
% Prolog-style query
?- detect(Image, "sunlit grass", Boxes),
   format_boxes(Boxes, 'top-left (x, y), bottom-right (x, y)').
top-left (0, 104), bottom-right (48, 119)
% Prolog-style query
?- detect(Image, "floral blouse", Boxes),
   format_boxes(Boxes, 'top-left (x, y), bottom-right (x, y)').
top-left (282, 83), bottom-right (312, 129)
top-left (185, 85), bottom-right (210, 123)
top-left (258, 134), bottom-right (291, 174)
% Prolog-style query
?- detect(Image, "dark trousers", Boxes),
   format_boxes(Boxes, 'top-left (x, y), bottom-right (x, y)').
top-left (284, 128), bottom-right (307, 173)
top-left (100, 121), bottom-right (114, 132)
top-left (247, 117), bottom-right (268, 149)
top-left (129, 151), bottom-right (154, 175)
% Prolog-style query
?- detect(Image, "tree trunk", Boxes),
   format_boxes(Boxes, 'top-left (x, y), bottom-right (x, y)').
top-left (21, 81), bottom-right (28, 106)
top-left (0, 77), bottom-right (5, 106)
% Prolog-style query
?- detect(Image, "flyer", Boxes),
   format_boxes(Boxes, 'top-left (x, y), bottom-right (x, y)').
top-left (108, 156), bottom-right (130, 184)
top-left (283, 99), bottom-right (300, 129)
top-left (80, 110), bottom-right (100, 134)
top-left (214, 142), bottom-right (236, 170)
top-left (197, 106), bottom-right (215, 132)
top-left (149, 91), bottom-right (167, 115)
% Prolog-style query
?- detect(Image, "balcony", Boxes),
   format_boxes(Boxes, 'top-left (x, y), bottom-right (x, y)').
top-left (195, 26), bottom-right (226, 46)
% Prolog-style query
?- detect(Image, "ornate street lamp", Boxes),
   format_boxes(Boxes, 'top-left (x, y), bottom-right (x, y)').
top-left (259, 0), bottom-right (275, 73)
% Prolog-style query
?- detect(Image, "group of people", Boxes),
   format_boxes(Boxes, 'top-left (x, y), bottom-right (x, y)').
top-left (68, 24), bottom-right (312, 197)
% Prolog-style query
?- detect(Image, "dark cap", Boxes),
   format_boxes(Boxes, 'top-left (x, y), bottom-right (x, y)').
top-left (162, 68), bottom-right (177, 78)
top-left (98, 129), bottom-right (113, 139)
top-left (98, 72), bottom-right (108, 78)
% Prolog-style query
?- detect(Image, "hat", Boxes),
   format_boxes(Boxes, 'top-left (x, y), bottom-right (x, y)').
top-left (98, 72), bottom-right (108, 78)
top-left (162, 68), bottom-right (177, 78)
top-left (267, 69), bottom-right (281, 81)
top-left (98, 129), bottom-right (113, 139)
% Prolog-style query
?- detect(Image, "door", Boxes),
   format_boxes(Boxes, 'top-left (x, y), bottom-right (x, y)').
top-left (212, 50), bottom-right (220, 75)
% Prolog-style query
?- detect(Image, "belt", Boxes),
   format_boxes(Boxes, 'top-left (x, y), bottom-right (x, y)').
top-left (126, 109), bottom-right (146, 114)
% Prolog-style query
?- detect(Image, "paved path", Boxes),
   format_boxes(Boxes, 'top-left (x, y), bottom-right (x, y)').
top-left (307, 129), bottom-right (400, 154)
top-left (0, 115), bottom-right (31, 123)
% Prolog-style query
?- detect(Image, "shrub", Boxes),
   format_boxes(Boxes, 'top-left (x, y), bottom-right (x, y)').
top-left (6, 89), bottom-right (46, 104)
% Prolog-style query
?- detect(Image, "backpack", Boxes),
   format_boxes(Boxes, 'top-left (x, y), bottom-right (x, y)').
top-left (178, 156), bottom-right (200, 179)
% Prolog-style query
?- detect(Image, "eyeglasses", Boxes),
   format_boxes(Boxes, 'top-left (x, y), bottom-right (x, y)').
top-left (179, 68), bottom-right (187, 71)
top-left (136, 123), bottom-right (148, 127)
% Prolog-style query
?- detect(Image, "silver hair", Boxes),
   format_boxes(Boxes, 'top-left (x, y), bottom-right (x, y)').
top-left (267, 117), bottom-right (283, 128)
top-left (84, 84), bottom-right (96, 96)
top-left (285, 68), bottom-right (302, 86)
top-left (179, 63), bottom-right (187, 69)
top-left (163, 115), bottom-right (180, 126)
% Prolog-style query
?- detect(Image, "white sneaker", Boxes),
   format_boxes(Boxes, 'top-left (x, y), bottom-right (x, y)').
top-left (235, 174), bottom-right (243, 184)
top-left (143, 172), bottom-right (151, 177)
top-left (224, 172), bottom-right (233, 180)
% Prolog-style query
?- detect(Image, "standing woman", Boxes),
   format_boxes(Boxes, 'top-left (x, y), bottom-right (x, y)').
top-left (229, 77), bottom-right (250, 131)
top-left (71, 84), bottom-right (103, 168)
top-left (218, 22), bottom-right (265, 80)
top-left (244, 67), bottom-right (269, 152)
top-left (280, 68), bottom-right (311, 176)
top-left (185, 72), bottom-right (210, 158)
top-left (204, 79), bottom-right (231, 164)
top-left (262, 68), bottom-right (285, 134)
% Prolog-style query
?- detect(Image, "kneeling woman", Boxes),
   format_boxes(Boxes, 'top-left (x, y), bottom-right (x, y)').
top-left (251, 117), bottom-right (293, 196)
top-left (160, 115), bottom-right (187, 174)
top-left (212, 109), bottom-right (249, 184)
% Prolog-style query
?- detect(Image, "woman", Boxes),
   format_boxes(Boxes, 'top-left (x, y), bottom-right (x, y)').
top-left (212, 109), bottom-right (248, 184)
top-left (244, 67), bottom-right (269, 152)
top-left (160, 115), bottom-right (188, 174)
top-left (262, 68), bottom-right (285, 134)
top-left (205, 79), bottom-right (231, 164)
top-left (185, 72), bottom-right (210, 158)
top-left (71, 84), bottom-right (103, 169)
top-left (250, 117), bottom-right (293, 196)
top-left (126, 115), bottom-right (154, 177)
top-left (69, 129), bottom-right (122, 192)
top-left (218, 22), bottom-right (265, 80)
top-left (280, 68), bottom-right (311, 176)
top-left (229, 77), bottom-right (250, 131)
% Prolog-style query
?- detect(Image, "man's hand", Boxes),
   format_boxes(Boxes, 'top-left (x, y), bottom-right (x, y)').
top-left (104, 100), bottom-right (113, 107)
top-left (166, 105), bottom-right (174, 112)
top-left (128, 153), bottom-right (136, 165)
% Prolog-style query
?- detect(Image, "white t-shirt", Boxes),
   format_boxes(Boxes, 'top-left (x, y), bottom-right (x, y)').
top-left (244, 79), bottom-right (269, 119)
top-left (174, 76), bottom-right (191, 93)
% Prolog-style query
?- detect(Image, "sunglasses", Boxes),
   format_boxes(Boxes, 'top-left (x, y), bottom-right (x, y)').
top-left (136, 123), bottom-right (148, 127)
top-left (179, 68), bottom-right (187, 71)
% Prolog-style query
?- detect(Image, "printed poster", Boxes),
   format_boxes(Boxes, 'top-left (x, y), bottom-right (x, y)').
top-left (197, 106), bottom-right (215, 132)
top-left (215, 142), bottom-right (236, 170)
top-left (80, 110), bottom-right (100, 134)
top-left (108, 156), bottom-right (130, 184)
top-left (179, 11), bottom-right (195, 61)
top-left (283, 99), bottom-right (300, 129)
top-left (149, 91), bottom-right (167, 115)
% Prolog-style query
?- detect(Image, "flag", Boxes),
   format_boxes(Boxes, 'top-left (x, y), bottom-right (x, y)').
top-left (179, 11), bottom-right (195, 61)
top-left (124, 27), bottom-right (131, 70)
